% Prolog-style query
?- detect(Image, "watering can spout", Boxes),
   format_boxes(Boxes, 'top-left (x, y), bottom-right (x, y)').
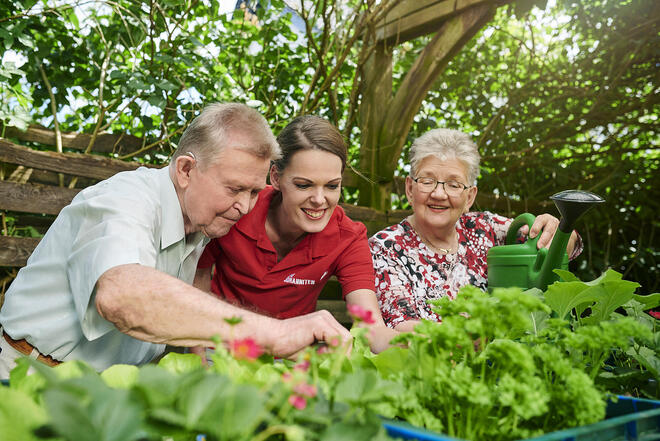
top-left (535, 190), bottom-right (605, 289)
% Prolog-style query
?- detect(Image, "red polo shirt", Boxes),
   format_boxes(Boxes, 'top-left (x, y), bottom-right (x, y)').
top-left (198, 186), bottom-right (375, 319)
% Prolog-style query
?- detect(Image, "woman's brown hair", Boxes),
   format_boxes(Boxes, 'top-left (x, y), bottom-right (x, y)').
top-left (273, 115), bottom-right (347, 173)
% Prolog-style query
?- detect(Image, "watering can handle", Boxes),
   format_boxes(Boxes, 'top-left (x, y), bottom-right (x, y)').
top-left (505, 213), bottom-right (540, 249)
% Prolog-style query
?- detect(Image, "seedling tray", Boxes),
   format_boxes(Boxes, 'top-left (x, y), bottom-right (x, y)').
top-left (382, 396), bottom-right (660, 441)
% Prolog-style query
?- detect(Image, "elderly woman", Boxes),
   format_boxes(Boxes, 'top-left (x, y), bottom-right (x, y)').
top-left (369, 129), bottom-right (581, 332)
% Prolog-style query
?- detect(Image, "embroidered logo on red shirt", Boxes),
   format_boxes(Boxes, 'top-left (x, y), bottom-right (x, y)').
top-left (284, 273), bottom-right (316, 285)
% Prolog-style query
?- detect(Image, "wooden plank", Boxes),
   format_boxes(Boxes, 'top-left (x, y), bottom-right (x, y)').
top-left (316, 299), bottom-right (351, 327)
top-left (0, 181), bottom-right (79, 215)
top-left (0, 138), bottom-right (148, 180)
top-left (340, 203), bottom-right (389, 224)
top-left (4, 213), bottom-right (55, 234)
top-left (375, 0), bottom-right (495, 44)
top-left (2, 124), bottom-right (144, 155)
top-left (0, 236), bottom-right (40, 267)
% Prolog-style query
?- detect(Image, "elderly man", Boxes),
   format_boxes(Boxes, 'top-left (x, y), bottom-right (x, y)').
top-left (0, 103), bottom-right (350, 378)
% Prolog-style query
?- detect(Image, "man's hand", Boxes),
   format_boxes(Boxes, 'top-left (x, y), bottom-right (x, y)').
top-left (264, 310), bottom-right (352, 359)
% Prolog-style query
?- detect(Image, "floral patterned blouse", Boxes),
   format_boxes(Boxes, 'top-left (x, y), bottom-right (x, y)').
top-left (368, 211), bottom-right (582, 328)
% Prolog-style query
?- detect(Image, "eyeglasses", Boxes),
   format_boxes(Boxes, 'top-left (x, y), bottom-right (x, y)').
top-left (412, 177), bottom-right (470, 196)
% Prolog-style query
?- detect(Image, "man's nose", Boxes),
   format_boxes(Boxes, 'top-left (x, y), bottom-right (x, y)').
top-left (235, 191), bottom-right (251, 215)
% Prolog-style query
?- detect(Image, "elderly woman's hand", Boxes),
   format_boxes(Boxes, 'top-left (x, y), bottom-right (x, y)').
top-left (519, 213), bottom-right (578, 256)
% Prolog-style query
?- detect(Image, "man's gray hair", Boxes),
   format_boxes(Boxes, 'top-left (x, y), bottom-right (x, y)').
top-left (171, 102), bottom-right (280, 169)
top-left (408, 128), bottom-right (481, 185)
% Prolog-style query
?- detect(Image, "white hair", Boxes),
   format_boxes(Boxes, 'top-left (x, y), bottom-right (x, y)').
top-left (408, 128), bottom-right (480, 184)
top-left (171, 102), bottom-right (281, 169)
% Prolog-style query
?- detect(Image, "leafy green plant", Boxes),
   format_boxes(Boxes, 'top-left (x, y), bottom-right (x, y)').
top-left (1, 269), bottom-right (656, 441)
top-left (0, 330), bottom-right (395, 441)
top-left (545, 269), bottom-right (660, 398)
top-left (375, 287), bottom-right (607, 441)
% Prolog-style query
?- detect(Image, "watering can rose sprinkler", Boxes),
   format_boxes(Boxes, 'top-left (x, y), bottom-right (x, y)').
top-left (487, 190), bottom-right (605, 291)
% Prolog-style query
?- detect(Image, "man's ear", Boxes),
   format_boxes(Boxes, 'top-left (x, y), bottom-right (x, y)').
top-left (270, 165), bottom-right (281, 191)
top-left (174, 154), bottom-right (195, 189)
top-left (465, 185), bottom-right (478, 212)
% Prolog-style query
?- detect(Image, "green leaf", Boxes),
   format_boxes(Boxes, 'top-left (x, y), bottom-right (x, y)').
top-left (157, 352), bottom-right (203, 374)
top-left (554, 269), bottom-right (579, 282)
top-left (101, 364), bottom-right (139, 389)
top-left (372, 346), bottom-right (409, 377)
top-left (583, 280), bottom-right (638, 324)
top-left (135, 365), bottom-right (180, 408)
top-left (544, 281), bottom-right (599, 320)
top-left (334, 370), bottom-right (382, 403)
top-left (0, 387), bottom-right (48, 441)
top-left (634, 293), bottom-right (660, 310)
top-left (627, 346), bottom-right (660, 378)
top-left (147, 95), bottom-right (166, 109)
top-left (42, 388), bottom-right (99, 441)
top-left (67, 7), bottom-right (79, 29)
top-left (157, 79), bottom-right (177, 91)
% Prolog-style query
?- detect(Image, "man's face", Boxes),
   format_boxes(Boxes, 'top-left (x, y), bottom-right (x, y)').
top-left (179, 147), bottom-right (270, 238)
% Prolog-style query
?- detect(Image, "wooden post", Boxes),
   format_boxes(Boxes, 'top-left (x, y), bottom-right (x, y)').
top-left (356, 0), bottom-right (508, 209)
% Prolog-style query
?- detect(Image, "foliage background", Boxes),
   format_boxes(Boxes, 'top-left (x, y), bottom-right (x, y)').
top-left (0, 0), bottom-right (658, 292)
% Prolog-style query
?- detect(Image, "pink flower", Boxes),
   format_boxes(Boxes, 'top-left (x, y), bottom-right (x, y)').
top-left (293, 382), bottom-right (317, 398)
top-left (230, 338), bottom-right (263, 361)
top-left (347, 304), bottom-right (376, 324)
top-left (317, 345), bottom-right (331, 354)
top-left (288, 394), bottom-right (307, 410)
top-left (328, 336), bottom-right (341, 347)
top-left (649, 310), bottom-right (660, 320)
top-left (294, 360), bottom-right (310, 372)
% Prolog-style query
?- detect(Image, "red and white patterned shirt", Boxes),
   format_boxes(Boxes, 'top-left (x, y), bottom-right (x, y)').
top-left (369, 211), bottom-right (561, 328)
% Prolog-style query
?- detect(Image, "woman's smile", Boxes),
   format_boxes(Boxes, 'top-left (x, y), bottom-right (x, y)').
top-left (301, 207), bottom-right (326, 219)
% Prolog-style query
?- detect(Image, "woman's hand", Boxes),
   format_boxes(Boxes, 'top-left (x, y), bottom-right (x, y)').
top-left (345, 290), bottom-right (399, 353)
top-left (520, 213), bottom-right (578, 255)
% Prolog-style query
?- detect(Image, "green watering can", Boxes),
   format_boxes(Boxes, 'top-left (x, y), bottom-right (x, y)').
top-left (487, 190), bottom-right (604, 291)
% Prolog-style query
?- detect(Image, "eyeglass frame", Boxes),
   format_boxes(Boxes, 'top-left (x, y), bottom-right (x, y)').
top-left (411, 176), bottom-right (471, 196)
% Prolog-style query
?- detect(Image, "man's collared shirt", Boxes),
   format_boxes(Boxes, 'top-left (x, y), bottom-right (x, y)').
top-left (0, 166), bottom-right (208, 371)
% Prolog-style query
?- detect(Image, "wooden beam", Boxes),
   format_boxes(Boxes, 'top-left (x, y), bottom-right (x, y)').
top-left (2, 124), bottom-right (145, 155)
top-left (0, 138), bottom-right (150, 181)
top-left (0, 236), bottom-right (40, 267)
top-left (0, 181), bottom-right (80, 215)
top-left (375, 0), bottom-right (497, 44)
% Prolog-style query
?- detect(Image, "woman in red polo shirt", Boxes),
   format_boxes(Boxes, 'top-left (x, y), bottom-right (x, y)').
top-left (194, 115), bottom-right (397, 353)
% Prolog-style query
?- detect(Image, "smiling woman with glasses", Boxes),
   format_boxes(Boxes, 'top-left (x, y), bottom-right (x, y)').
top-left (368, 128), bottom-right (583, 332)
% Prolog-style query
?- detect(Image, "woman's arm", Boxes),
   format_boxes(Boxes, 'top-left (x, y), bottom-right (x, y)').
top-left (393, 320), bottom-right (421, 333)
top-left (345, 289), bottom-right (398, 353)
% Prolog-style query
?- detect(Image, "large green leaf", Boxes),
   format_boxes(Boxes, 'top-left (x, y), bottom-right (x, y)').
top-left (0, 387), bottom-right (48, 441)
top-left (544, 281), bottom-right (599, 320)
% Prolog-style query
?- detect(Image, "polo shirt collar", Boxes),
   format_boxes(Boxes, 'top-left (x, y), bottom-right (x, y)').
top-left (159, 166), bottom-right (187, 250)
top-left (235, 186), bottom-right (341, 261)
top-left (236, 186), bottom-right (276, 252)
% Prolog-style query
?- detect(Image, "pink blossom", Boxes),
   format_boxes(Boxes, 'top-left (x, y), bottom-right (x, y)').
top-left (649, 310), bottom-right (660, 320)
top-left (317, 345), bottom-right (331, 354)
top-left (230, 338), bottom-right (263, 361)
top-left (293, 382), bottom-right (317, 398)
top-left (294, 360), bottom-right (310, 372)
top-left (288, 394), bottom-right (307, 410)
top-left (347, 304), bottom-right (376, 324)
top-left (328, 336), bottom-right (341, 347)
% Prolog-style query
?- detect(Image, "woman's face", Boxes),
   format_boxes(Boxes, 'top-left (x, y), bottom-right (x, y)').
top-left (271, 149), bottom-right (343, 235)
top-left (405, 155), bottom-right (477, 234)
